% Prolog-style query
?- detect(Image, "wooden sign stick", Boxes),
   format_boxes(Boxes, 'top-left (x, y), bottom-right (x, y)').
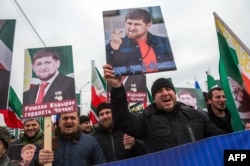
top-left (44, 116), bottom-right (52, 166)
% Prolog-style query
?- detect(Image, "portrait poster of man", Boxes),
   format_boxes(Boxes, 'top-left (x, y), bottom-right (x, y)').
top-left (8, 144), bottom-right (37, 165)
top-left (176, 87), bottom-right (207, 111)
top-left (22, 46), bottom-right (77, 118)
top-left (103, 6), bottom-right (176, 76)
top-left (0, 20), bottom-right (15, 110)
top-left (106, 74), bottom-right (147, 103)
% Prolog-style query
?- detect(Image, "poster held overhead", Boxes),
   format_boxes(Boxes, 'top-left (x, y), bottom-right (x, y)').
top-left (103, 6), bottom-right (176, 76)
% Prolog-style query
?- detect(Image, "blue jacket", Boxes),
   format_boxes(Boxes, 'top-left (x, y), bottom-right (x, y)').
top-left (53, 133), bottom-right (106, 166)
top-left (106, 32), bottom-right (176, 75)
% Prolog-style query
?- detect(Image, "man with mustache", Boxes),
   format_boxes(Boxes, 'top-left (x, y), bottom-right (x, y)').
top-left (207, 87), bottom-right (233, 133)
top-left (103, 64), bottom-right (225, 154)
top-left (38, 111), bottom-right (106, 166)
top-left (106, 8), bottom-right (174, 75)
top-left (91, 102), bottom-right (145, 162)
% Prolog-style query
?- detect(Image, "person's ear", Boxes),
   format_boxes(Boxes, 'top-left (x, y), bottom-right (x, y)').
top-left (147, 23), bottom-right (152, 28)
top-left (207, 99), bottom-right (212, 104)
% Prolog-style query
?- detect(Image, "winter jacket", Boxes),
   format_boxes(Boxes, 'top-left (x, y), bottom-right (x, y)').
top-left (111, 86), bottom-right (225, 153)
top-left (0, 154), bottom-right (11, 166)
top-left (207, 107), bottom-right (233, 133)
top-left (52, 133), bottom-right (106, 166)
top-left (91, 126), bottom-right (145, 162)
top-left (12, 130), bottom-right (44, 145)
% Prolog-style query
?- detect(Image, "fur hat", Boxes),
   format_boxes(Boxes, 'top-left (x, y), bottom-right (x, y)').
top-left (0, 126), bottom-right (11, 150)
top-left (96, 102), bottom-right (111, 116)
top-left (151, 78), bottom-right (176, 99)
top-left (79, 115), bottom-right (90, 124)
top-left (22, 117), bottom-right (41, 125)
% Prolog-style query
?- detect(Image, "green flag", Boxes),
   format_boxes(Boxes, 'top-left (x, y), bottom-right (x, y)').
top-left (206, 69), bottom-right (218, 90)
top-left (8, 86), bottom-right (22, 118)
top-left (214, 12), bottom-right (249, 131)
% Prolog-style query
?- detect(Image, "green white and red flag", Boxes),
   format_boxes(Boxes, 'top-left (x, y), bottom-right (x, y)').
top-left (90, 60), bottom-right (107, 124)
top-left (206, 69), bottom-right (218, 91)
top-left (214, 12), bottom-right (250, 131)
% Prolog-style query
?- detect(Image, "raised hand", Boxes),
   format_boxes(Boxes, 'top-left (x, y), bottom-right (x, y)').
top-left (103, 64), bottom-right (122, 88)
top-left (110, 29), bottom-right (123, 50)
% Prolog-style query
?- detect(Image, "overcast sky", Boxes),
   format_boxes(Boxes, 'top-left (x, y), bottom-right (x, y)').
top-left (1, 0), bottom-right (250, 112)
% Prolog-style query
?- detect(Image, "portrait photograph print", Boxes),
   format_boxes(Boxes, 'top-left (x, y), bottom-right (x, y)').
top-left (103, 6), bottom-right (177, 76)
top-left (22, 45), bottom-right (77, 118)
top-left (106, 74), bottom-right (147, 103)
top-left (176, 87), bottom-right (207, 111)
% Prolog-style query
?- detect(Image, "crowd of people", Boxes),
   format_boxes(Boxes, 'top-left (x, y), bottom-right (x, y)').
top-left (1, 73), bottom-right (249, 165)
top-left (1, 7), bottom-right (249, 166)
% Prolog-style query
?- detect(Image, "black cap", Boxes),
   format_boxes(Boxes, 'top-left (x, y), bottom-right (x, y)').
top-left (96, 102), bottom-right (111, 116)
top-left (79, 115), bottom-right (90, 124)
top-left (151, 78), bottom-right (175, 99)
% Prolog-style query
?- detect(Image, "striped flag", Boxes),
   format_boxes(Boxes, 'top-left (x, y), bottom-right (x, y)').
top-left (0, 86), bottom-right (23, 128)
top-left (0, 20), bottom-right (15, 109)
top-left (90, 60), bottom-right (107, 124)
top-left (206, 69), bottom-right (218, 90)
top-left (0, 20), bottom-right (23, 128)
top-left (214, 12), bottom-right (249, 131)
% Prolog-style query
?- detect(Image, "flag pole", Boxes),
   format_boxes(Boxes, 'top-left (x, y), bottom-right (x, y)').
top-left (11, 1), bottom-right (51, 165)
top-left (12, 0), bottom-right (47, 47)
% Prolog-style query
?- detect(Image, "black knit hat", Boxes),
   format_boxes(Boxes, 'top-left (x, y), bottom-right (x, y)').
top-left (79, 115), bottom-right (90, 124)
top-left (151, 78), bottom-right (176, 99)
top-left (0, 127), bottom-right (11, 150)
top-left (96, 102), bottom-right (111, 116)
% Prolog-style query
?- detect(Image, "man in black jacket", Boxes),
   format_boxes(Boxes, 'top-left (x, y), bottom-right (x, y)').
top-left (91, 102), bottom-right (145, 162)
top-left (207, 87), bottom-right (233, 133)
top-left (103, 64), bottom-right (225, 154)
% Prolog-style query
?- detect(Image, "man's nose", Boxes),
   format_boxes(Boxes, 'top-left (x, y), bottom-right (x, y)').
top-left (162, 88), bottom-right (169, 94)
top-left (66, 118), bottom-right (73, 123)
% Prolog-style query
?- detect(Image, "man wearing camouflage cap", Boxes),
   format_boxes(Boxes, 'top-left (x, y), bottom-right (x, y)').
top-left (12, 118), bottom-right (43, 145)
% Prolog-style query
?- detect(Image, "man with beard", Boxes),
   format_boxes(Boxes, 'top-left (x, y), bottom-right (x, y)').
top-left (103, 64), bottom-right (225, 154)
top-left (79, 115), bottom-right (93, 134)
top-left (207, 87), bottom-right (233, 133)
top-left (106, 8), bottom-right (174, 75)
top-left (12, 118), bottom-right (44, 145)
top-left (23, 48), bottom-right (75, 105)
top-left (38, 111), bottom-right (106, 166)
top-left (91, 102), bottom-right (145, 162)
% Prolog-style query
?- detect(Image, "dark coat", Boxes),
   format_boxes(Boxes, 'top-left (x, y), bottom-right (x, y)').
top-left (23, 73), bottom-right (75, 105)
top-left (207, 106), bottom-right (233, 133)
top-left (110, 86), bottom-right (225, 153)
top-left (91, 126), bottom-right (145, 162)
